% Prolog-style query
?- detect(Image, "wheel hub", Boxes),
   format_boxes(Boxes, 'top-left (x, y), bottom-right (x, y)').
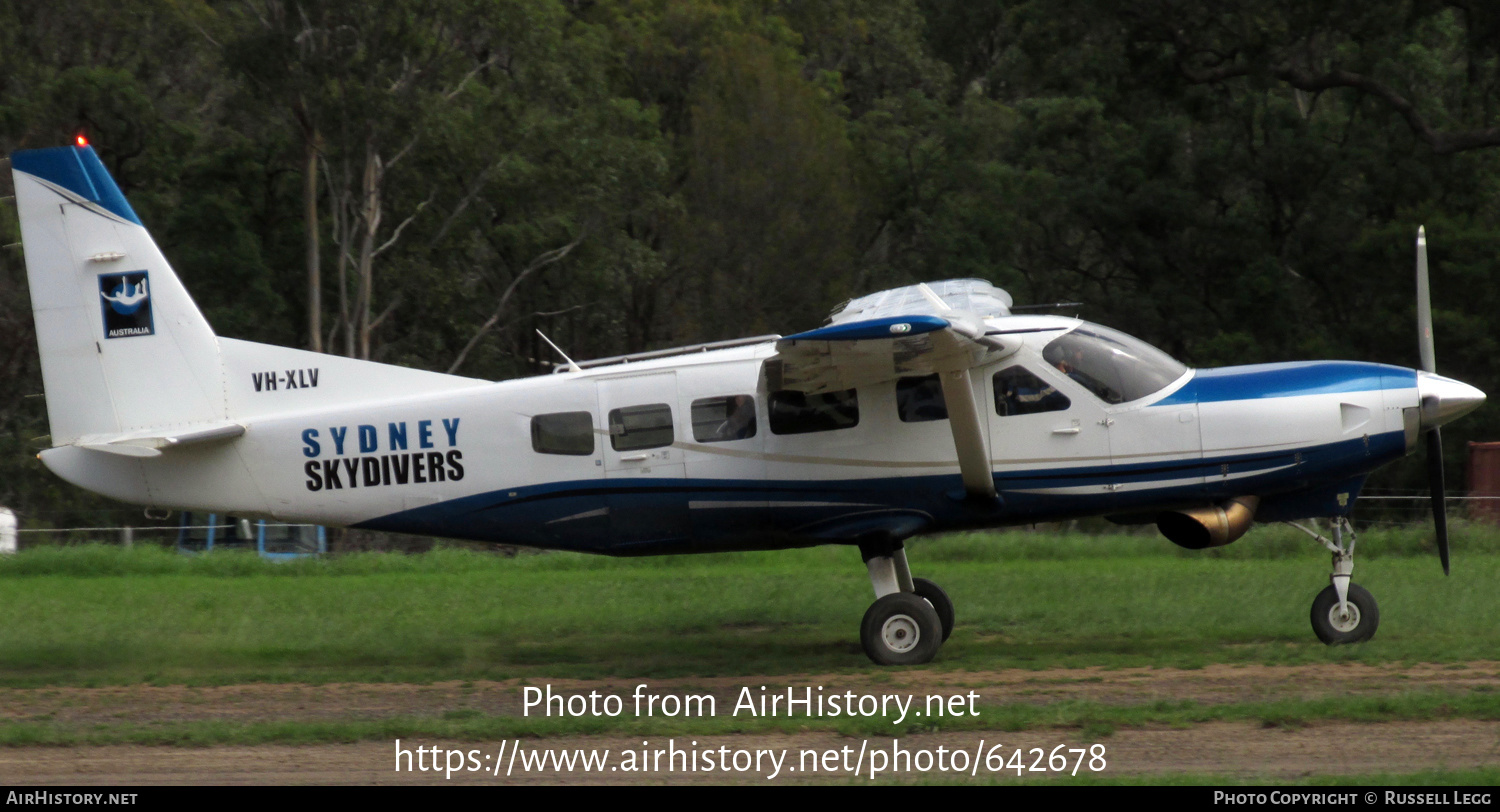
top-left (881, 613), bottom-right (921, 653)
top-left (1328, 602), bottom-right (1361, 633)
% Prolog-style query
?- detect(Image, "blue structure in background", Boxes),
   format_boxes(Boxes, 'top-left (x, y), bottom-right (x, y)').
top-left (176, 512), bottom-right (326, 559)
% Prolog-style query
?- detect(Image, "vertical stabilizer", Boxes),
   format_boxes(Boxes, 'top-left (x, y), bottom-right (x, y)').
top-left (11, 145), bottom-right (225, 445)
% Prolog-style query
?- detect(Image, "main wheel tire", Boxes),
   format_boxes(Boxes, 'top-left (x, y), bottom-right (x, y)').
top-left (911, 577), bottom-right (955, 642)
top-left (1310, 583), bottom-right (1380, 645)
top-left (860, 592), bottom-right (943, 665)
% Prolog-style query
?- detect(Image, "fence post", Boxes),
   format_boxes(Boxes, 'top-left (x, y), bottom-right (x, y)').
top-left (121, 525), bottom-right (133, 548)
top-left (0, 508), bottom-right (15, 554)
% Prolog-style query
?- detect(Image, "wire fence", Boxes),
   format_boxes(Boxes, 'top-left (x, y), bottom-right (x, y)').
top-left (0, 504), bottom-right (487, 554)
top-left (0, 510), bottom-right (326, 555)
top-left (2, 494), bottom-right (1498, 555)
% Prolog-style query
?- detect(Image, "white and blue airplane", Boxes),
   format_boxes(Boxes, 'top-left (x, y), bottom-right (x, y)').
top-left (7, 141), bottom-right (1486, 664)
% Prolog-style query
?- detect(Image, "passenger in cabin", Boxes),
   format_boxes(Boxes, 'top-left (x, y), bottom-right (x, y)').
top-left (714, 395), bottom-right (757, 441)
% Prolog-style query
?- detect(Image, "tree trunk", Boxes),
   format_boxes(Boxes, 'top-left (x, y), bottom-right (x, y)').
top-left (355, 140), bottom-right (383, 360)
top-left (303, 131), bottom-right (322, 353)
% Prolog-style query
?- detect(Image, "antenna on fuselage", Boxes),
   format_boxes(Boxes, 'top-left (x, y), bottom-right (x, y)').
top-left (1010, 302), bottom-right (1085, 312)
top-left (536, 329), bottom-right (581, 373)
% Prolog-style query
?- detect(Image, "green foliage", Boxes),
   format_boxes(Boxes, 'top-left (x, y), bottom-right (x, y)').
top-left (4, 0), bottom-right (1500, 517)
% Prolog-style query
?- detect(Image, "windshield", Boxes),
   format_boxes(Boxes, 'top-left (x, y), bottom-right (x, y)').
top-left (1042, 323), bottom-right (1187, 405)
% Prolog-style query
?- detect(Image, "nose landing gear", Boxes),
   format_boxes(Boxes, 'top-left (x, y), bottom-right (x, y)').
top-left (1287, 517), bottom-right (1380, 644)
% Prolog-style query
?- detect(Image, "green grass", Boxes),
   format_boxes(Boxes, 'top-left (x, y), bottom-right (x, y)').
top-left (2, 691), bottom-right (1495, 747)
top-left (1, 525), bottom-right (1498, 685)
top-left (8, 518), bottom-right (1495, 576)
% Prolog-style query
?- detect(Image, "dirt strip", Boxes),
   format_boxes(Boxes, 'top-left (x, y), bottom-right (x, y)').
top-left (3, 663), bottom-right (1497, 784)
top-left (3, 661), bottom-right (1499, 725)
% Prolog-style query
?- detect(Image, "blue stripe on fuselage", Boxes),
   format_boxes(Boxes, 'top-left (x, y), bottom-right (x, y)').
top-left (1154, 361), bottom-right (1416, 406)
top-left (354, 430), bottom-right (1407, 553)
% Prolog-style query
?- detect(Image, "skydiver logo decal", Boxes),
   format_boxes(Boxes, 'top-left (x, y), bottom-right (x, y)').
top-left (300, 418), bottom-right (464, 491)
top-left (98, 271), bottom-right (155, 338)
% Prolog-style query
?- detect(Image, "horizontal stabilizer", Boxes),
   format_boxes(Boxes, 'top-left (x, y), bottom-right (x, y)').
top-left (74, 422), bottom-right (246, 458)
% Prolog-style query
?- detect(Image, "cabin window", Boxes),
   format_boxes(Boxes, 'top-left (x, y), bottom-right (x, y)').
top-left (769, 389), bottom-right (860, 434)
top-left (1042, 323), bottom-right (1187, 404)
top-left (993, 366), bottom-right (1071, 416)
top-left (896, 375), bottom-right (947, 423)
top-left (609, 403), bottom-right (675, 451)
top-left (531, 411), bottom-right (595, 455)
top-left (692, 395), bottom-right (758, 442)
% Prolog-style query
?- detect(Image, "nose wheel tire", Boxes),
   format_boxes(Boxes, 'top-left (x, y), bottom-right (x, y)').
top-left (911, 577), bottom-right (955, 642)
top-left (861, 592), bottom-right (943, 665)
top-left (1310, 583), bottom-right (1380, 645)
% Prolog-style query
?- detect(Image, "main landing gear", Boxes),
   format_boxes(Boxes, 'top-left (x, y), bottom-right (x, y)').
top-left (858, 540), bottom-right (954, 665)
top-left (1287, 517), bottom-right (1380, 644)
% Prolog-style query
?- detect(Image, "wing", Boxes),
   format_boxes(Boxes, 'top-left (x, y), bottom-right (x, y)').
top-left (769, 281), bottom-right (1021, 501)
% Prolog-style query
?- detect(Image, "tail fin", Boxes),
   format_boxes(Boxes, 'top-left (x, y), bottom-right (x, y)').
top-left (10, 145), bottom-right (226, 445)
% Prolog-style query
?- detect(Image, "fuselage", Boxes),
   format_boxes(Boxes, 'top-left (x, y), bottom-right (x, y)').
top-left (40, 314), bottom-right (1461, 555)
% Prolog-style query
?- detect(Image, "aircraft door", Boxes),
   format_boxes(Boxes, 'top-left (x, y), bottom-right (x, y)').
top-left (986, 363), bottom-right (1115, 511)
top-left (596, 372), bottom-right (690, 548)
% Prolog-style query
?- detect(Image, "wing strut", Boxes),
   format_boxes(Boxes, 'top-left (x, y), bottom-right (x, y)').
top-left (938, 368), bottom-right (997, 501)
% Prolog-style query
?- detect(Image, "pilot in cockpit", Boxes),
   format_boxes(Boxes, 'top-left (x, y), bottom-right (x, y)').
top-left (1054, 345), bottom-right (1086, 380)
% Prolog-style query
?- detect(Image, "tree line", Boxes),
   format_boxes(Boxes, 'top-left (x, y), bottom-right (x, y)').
top-left (3, 0), bottom-right (1499, 525)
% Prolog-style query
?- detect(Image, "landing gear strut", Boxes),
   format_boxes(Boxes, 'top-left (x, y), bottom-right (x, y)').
top-left (858, 540), bottom-right (952, 664)
top-left (1287, 517), bottom-right (1380, 644)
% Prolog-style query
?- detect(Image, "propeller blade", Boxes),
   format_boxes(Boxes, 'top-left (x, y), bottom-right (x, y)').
top-left (1417, 226), bottom-right (1436, 373)
top-left (1417, 227), bottom-right (1449, 574)
top-left (1426, 427), bottom-right (1450, 575)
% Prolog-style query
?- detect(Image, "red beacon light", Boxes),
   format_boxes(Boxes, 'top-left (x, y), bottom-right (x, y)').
top-left (75, 134), bottom-right (88, 147)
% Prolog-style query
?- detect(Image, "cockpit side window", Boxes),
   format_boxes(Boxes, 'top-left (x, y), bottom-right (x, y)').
top-left (1041, 324), bottom-right (1187, 405)
top-left (993, 366), bottom-right (1070, 416)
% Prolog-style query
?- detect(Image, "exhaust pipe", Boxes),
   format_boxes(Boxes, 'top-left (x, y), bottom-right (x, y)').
top-left (1157, 496), bottom-right (1260, 550)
